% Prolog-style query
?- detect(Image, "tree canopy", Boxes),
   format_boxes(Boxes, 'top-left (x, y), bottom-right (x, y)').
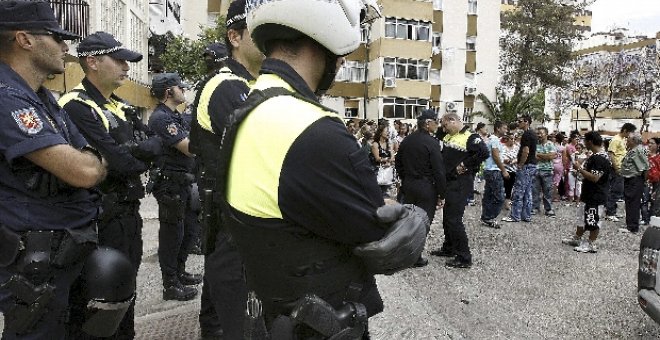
top-left (155, 16), bottom-right (227, 83)
top-left (476, 90), bottom-right (545, 124)
top-left (500, 0), bottom-right (587, 95)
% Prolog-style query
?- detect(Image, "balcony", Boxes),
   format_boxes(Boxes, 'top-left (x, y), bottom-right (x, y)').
top-left (49, 0), bottom-right (89, 38)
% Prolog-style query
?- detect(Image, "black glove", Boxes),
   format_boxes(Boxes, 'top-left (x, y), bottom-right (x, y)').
top-left (130, 136), bottom-right (163, 162)
top-left (353, 204), bottom-right (429, 275)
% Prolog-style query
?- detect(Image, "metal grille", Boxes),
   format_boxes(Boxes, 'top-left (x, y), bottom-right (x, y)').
top-left (49, 0), bottom-right (89, 38)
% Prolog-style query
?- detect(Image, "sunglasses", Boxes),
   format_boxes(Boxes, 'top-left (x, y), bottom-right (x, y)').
top-left (27, 31), bottom-right (66, 44)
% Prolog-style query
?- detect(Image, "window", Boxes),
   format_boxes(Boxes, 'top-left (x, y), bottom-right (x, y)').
top-left (433, 0), bottom-right (442, 10)
top-left (468, 0), bottom-right (477, 14)
top-left (383, 98), bottom-right (430, 119)
top-left (463, 107), bottom-right (474, 122)
top-left (360, 25), bottom-right (370, 43)
top-left (466, 36), bottom-right (476, 51)
top-left (385, 57), bottom-right (430, 81)
top-left (384, 18), bottom-right (431, 41)
top-left (432, 32), bottom-right (442, 54)
top-left (345, 108), bottom-right (358, 118)
top-left (335, 61), bottom-right (366, 83)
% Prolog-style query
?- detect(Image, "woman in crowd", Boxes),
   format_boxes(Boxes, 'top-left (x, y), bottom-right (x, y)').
top-left (371, 124), bottom-right (395, 197)
top-left (564, 133), bottom-right (580, 202)
top-left (643, 137), bottom-right (660, 223)
top-left (553, 133), bottom-right (566, 201)
top-left (501, 133), bottom-right (519, 209)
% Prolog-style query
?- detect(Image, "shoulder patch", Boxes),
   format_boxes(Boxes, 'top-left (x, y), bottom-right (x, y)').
top-left (473, 137), bottom-right (482, 144)
top-left (12, 107), bottom-right (43, 135)
top-left (167, 123), bottom-right (178, 136)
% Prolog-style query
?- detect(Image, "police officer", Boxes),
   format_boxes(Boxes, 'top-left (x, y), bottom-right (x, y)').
top-left (395, 109), bottom-right (446, 267)
top-left (190, 1), bottom-right (264, 338)
top-left (202, 42), bottom-right (229, 76)
top-left (148, 73), bottom-right (202, 301)
top-left (0, 1), bottom-right (107, 338)
top-left (430, 112), bottom-right (488, 268)
top-left (219, 0), bottom-right (429, 337)
top-left (59, 31), bottom-right (161, 339)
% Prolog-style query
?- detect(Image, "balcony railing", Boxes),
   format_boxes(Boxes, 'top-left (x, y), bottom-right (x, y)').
top-left (49, 0), bottom-right (89, 38)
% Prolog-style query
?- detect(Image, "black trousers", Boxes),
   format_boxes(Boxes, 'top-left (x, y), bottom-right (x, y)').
top-left (402, 177), bottom-right (437, 222)
top-left (154, 183), bottom-right (197, 282)
top-left (624, 175), bottom-right (644, 232)
top-left (68, 200), bottom-right (143, 339)
top-left (199, 231), bottom-right (247, 339)
top-left (441, 175), bottom-right (473, 263)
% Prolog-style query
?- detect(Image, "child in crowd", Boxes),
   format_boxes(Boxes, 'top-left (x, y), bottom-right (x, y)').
top-left (562, 132), bottom-right (611, 253)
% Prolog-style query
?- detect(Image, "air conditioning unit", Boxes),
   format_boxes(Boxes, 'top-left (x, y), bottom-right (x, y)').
top-left (446, 102), bottom-right (458, 112)
top-left (383, 77), bottom-right (396, 88)
top-left (465, 86), bottom-right (477, 96)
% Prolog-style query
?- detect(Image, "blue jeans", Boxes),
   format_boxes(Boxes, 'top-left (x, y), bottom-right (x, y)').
top-left (510, 164), bottom-right (537, 221)
top-left (533, 170), bottom-right (554, 213)
top-left (481, 170), bottom-right (505, 221)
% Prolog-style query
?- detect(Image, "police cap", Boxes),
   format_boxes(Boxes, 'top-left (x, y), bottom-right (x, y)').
top-left (417, 109), bottom-right (437, 121)
top-left (204, 43), bottom-right (228, 62)
top-left (152, 73), bottom-right (189, 91)
top-left (77, 31), bottom-right (143, 62)
top-left (226, 0), bottom-right (247, 29)
top-left (0, 0), bottom-right (80, 40)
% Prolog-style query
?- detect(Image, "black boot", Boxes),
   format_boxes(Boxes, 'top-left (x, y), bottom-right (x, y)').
top-left (163, 278), bottom-right (198, 301)
top-left (178, 271), bottom-right (203, 285)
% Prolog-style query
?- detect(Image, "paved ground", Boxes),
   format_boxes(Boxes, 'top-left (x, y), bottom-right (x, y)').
top-left (4, 188), bottom-right (660, 339)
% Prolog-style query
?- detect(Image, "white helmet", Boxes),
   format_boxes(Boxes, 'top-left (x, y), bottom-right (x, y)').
top-left (247, 0), bottom-right (382, 56)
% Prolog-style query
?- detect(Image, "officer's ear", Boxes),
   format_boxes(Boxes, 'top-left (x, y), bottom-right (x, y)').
top-left (13, 31), bottom-right (37, 51)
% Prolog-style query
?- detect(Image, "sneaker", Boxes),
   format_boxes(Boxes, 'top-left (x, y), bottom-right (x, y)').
top-left (501, 216), bottom-right (519, 222)
top-left (617, 198), bottom-right (625, 203)
top-left (545, 210), bottom-right (556, 217)
top-left (615, 213), bottom-right (625, 218)
top-left (445, 257), bottom-right (472, 269)
top-left (562, 235), bottom-right (581, 247)
top-left (163, 282), bottom-right (198, 301)
top-left (574, 240), bottom-right (597, 253)
top-left (467, 199), bottom-right (476, 206)
top-left (605, 215), bottom-right (620, 222)
top-left (618, 227), bottom-right (631, 233)
top-left (481, 219), bottom-right (501, 229)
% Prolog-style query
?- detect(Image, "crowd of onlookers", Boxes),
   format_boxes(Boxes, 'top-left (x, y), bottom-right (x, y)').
top-left (346, 117), bottom-right (659, 252)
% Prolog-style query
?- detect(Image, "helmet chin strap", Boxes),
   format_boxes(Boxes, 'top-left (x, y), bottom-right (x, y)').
top-left (315, 51), bottom-right (340, 96)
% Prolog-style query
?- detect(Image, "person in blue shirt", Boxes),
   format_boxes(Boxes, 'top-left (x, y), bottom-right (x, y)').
top-left (480, 121), bottom-right (509, 228)
top-left (147, 73), bottom-right (202, 301)
top-left (0, 1), bottom-right (106, 338)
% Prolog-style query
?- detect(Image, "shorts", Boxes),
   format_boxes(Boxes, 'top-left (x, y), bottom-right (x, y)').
top-left (577, 203), bottom-right (604, 231)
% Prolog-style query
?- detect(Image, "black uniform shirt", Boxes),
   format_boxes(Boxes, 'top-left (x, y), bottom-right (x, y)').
top-left (519, 128), bottom-right (538, 165)
top-left (395, 130), bottom-right (446, 199)
top-left (0, 62), bottom-right (98, 231)
top-left (581, 151), bottom-right (611, 205)
top-left (63, 78), bottom-right (149, 176)
top-left (148, 104), bottom-right (193, 172)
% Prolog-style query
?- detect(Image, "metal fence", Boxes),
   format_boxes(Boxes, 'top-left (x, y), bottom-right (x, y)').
top-left (49, 0), bottom-right (89, 38)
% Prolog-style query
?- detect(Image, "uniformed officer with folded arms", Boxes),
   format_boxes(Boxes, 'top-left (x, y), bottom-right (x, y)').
top-left (219, 0), bottom-right (429, 337)
top-left (190, 1), bottom-right (264, 337)
top-left (60, 31), bottom-right (162, 339)
top-left (148, 73), bottom-right (202, 301)
top-left (0, 1), bottom-right (109, 338)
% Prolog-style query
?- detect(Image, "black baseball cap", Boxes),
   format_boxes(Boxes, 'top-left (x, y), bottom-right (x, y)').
top-left (417, 109), bottom-right (438, 121)
top-left (77, 31), bottom-right (143, 62)
top-left (0, 0), bottom-right (80, 40)
top-left (226, 0), bottom-right (247, 28)
top-left (152, 73), bottom-right (189, 91)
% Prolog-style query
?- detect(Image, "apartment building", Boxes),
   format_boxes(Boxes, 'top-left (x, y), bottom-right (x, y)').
top-left (44, 0), bottom-right (153, 108)
top-left (323, 0), bottom-right (499, 124)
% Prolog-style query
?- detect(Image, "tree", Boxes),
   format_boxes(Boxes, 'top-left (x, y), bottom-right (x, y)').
top-left (569, 51), bottom-right (630, 131)
top-left (157, 16), bottom-right (227, 83)
top-left (500, 0), bottom-right (588, 95)
top-left (477, 90), bottom-right (545, 124)
top-left (621, 45), bottom-right (660, 132)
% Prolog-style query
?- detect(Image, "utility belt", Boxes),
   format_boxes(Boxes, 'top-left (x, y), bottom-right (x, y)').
top-left (0, 223), bottom-right (97, 334)
top-left (160, 169), bottom-right (196, 186)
